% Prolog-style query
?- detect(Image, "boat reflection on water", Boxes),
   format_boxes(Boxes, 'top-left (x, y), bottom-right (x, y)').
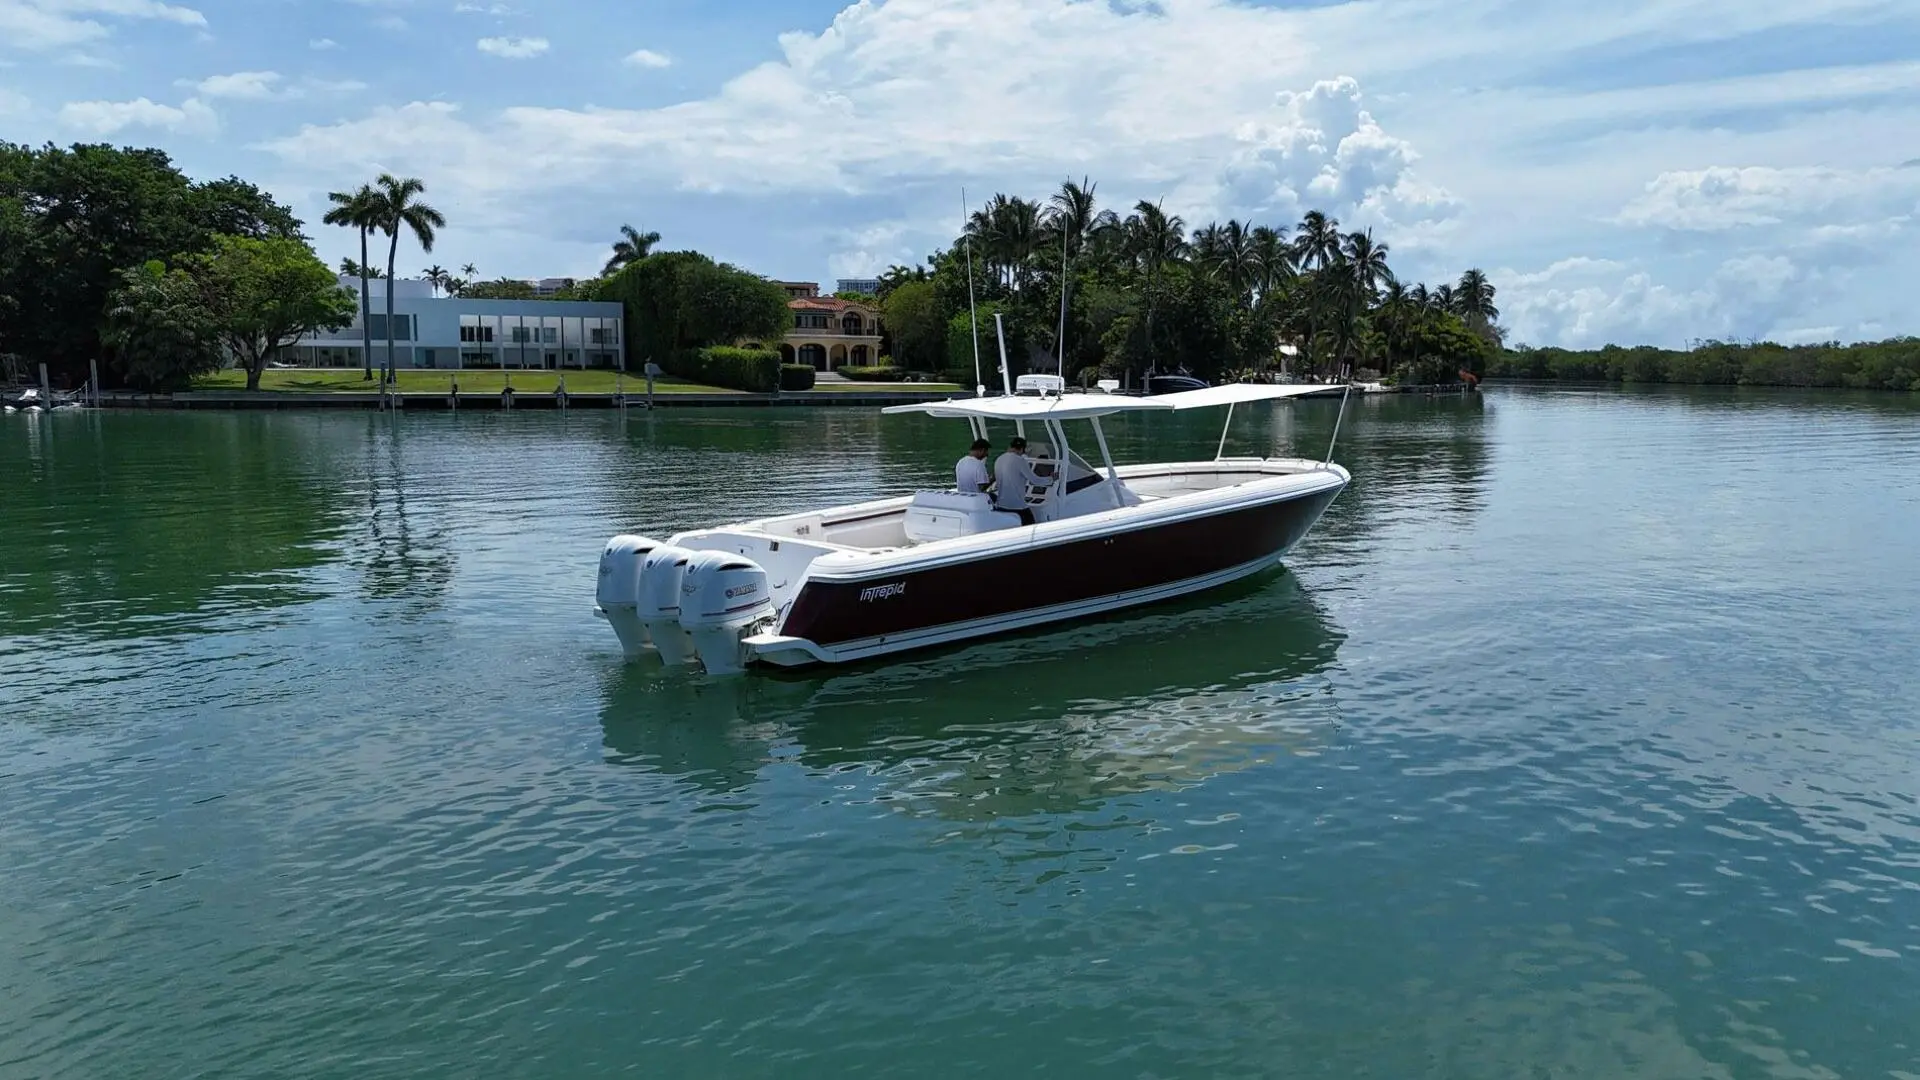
top-left (594, 570), bottom-right (1346, 817)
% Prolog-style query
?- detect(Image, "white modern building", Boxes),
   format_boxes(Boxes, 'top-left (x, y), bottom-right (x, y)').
top-left (834, 278), bottom-right (882, 296)
top-left (287, 278), bottom-right (627, 370)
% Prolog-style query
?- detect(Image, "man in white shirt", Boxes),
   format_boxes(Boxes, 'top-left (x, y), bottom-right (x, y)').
top-left (993, 436), bottom-right (1053, 525)
top-left (954, 438), bottom-right (992, 494)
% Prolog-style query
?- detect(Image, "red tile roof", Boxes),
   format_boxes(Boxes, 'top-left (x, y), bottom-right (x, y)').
top-left (790, 297), bottom-right (873, 313)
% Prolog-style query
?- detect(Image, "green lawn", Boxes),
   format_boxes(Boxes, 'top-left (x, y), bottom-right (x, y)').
top-left (190, 369), bottom-right (964, 396)
top-left (808, 381), bottom-right (964, 392)
top-left (191, 369), bottom-right (735, 394)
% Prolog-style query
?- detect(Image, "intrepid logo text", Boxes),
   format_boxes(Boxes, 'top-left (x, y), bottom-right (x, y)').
top-left (858, 582), bottom-right (907, 603)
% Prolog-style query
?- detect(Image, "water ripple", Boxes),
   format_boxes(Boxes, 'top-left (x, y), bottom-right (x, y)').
top-left (3, 390), bottom-right (1918, 1078)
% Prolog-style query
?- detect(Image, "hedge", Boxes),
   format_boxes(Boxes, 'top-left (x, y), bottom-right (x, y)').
top-left (837, 364), bottom-right (903, 381)
top-left (780, 364), bottom-right (816, 391)
top-left (666, 346), bottom-right (780, 393)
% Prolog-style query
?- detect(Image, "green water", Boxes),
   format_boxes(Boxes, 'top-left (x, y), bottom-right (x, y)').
top-left (2, 389), bottom-right (1917, 1078)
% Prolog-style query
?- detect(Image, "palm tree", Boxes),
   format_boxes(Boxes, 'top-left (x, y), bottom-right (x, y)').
top-left (324, 184), bottom-right (381, 379)
top-left (1453, 268), bottom-right (1501, 346)
top-left (1376, 280), bottom-right (1416, 371)
top-left (1044, 177), bottom-right (1116, 262)
top-left (1340, 230), bottom-right (1394, 301)
top-left (368, 174), bottom-right (446, 386)
top-left (875, 263), bottom-right (927, 300)
top-left (423, 265), bottom-right (449, 297)
top-left (1121, 200), bottom-right (1188, 368)
top-left (605, 225), bottom-right (661, 276)
top-left (1294, 210), bottom-right (1342, 272)
top-left (1197, 220), bottom-right (1257, 304)
top-left (1248, 225), bottom-right (1294, 302)
top-left (966, 194), bottom-right (1043, 291)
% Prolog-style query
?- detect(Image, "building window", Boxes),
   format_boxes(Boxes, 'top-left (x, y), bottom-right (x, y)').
top-left (541, 327), bottom-right (558, 344)
top-left (367, 314), bottom-right (413, 341)
top-left (460, 325), bottom-right (495, 344)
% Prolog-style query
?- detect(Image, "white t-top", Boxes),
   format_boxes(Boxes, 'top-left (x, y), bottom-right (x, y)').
top-left (955, 454), bottom-right (991, 494)
top-left (993, 451), bottom-right (1051, 511)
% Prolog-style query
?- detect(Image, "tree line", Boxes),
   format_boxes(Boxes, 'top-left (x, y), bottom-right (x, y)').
top-left (868, 180), bottom-right (1503, 388)
top-left (1, 143), bottom-right (352, 390)
top-left (0, 143), bottom-right (461, 391)
top-left (1491, 340), bottom-right (1920, 391)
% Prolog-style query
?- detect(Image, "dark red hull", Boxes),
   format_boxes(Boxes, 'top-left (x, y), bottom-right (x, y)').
top-left (779, 486), bottom-right (1341, 648)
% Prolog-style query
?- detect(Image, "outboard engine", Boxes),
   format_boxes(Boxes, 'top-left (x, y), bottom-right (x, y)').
top-left (596, 534), bottom-right (660, 658)
top-left (678, 551), bottom-right (774, 676)
top-left (638, 545), bottom-right (698, 665)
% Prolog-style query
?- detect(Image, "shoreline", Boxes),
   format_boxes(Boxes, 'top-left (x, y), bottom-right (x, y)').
top-left (91, 388), bottom-right (972, 410)
top-left (83, 382), bottom-right (1482, 411)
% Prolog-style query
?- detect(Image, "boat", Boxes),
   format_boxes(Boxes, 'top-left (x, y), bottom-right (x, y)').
top-left (595, 375), bottom-right (1352, 674)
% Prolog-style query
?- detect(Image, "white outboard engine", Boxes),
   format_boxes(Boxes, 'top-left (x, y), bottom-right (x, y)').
top-left (677, 551), bottom-right (774, 676)
top-left (596, 534), bottom-right (660, 658)
top-left (638, 545), bottom-right (698, 665)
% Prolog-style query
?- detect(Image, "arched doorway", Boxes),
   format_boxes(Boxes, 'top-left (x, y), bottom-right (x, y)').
top-left (778, 343), bottom-right (796, 364)
top-left (828, 344), bottom-right (849, 370)
top-left (798, 344), bottom-right (827, 370)
top-left (850, 345), bottom-right (871, 365)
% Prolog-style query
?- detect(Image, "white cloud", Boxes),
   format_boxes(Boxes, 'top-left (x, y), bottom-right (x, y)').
top-left (827, 223), bottom-right (913, 280)
top-left (187, 69), bottom-right (280, 100)
top-left (476, 35), bottom-right (547, 59)
top-left (174, 70), bottom-right (366, 101)
top-left (1497, 252), bottom-right (1851, 348)
top-left (1618, 164), bottom-right (1920, 232)
top-left (0, 86), bottom-right (29, 115)
top-left (304, 78), bottom-right (368, 95)
top-left (58, 94), bottom-right (216, 136)
top-left (0, 0), bottom-right (205, 51)
top-left (623, 48), bottom-right (670, 69)
top-left (254, 0), bottom-right (1920, 344)
top-left (309, 37), bottom-right (337, 50)
top-left (1218, 76), bottom-right (1458, 231)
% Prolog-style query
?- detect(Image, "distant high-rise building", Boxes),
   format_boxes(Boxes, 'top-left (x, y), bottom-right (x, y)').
top-left (834, 278), bottom-right (882, 296)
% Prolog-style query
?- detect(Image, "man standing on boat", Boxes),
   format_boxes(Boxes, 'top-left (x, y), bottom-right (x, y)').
top-left (993, 437), bottom-right (1054, 526)
top-left (955, 438), bottom-right (992, 495)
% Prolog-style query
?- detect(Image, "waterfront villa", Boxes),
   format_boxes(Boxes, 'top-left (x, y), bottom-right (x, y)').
top-left (284, 277), bottom-right (626, 370)
top-left (762, 282), bottom-right (883, 371)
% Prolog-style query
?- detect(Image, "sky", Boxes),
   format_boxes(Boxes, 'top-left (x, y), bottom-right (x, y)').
top-left (3, 0), bottom-right (1918, 349)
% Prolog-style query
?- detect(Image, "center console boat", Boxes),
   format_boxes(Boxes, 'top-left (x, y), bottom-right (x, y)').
top-left (595, 376), bottom-right (1350, 674)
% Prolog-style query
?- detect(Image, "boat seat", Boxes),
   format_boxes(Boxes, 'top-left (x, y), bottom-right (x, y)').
top-left (903, 491), bottom-right (1022, 543)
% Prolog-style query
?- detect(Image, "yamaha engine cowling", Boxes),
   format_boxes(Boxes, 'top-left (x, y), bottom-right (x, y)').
top-left (678, 551), bottom-right (773, 676)
top-left (596, 535), bottom-right (660, 658)
top-left (638, 545), bottom-right (698, 665)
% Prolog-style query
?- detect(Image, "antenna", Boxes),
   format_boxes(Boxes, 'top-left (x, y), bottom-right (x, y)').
top-left (1055, 213), bottom-right (1070, 379)
top-left (1324, 382), bottom-right (1352, 466)
top-left (992, 312), bottom-right (1013, 398)
top-left (961, 189), bottom-right (985, 398)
